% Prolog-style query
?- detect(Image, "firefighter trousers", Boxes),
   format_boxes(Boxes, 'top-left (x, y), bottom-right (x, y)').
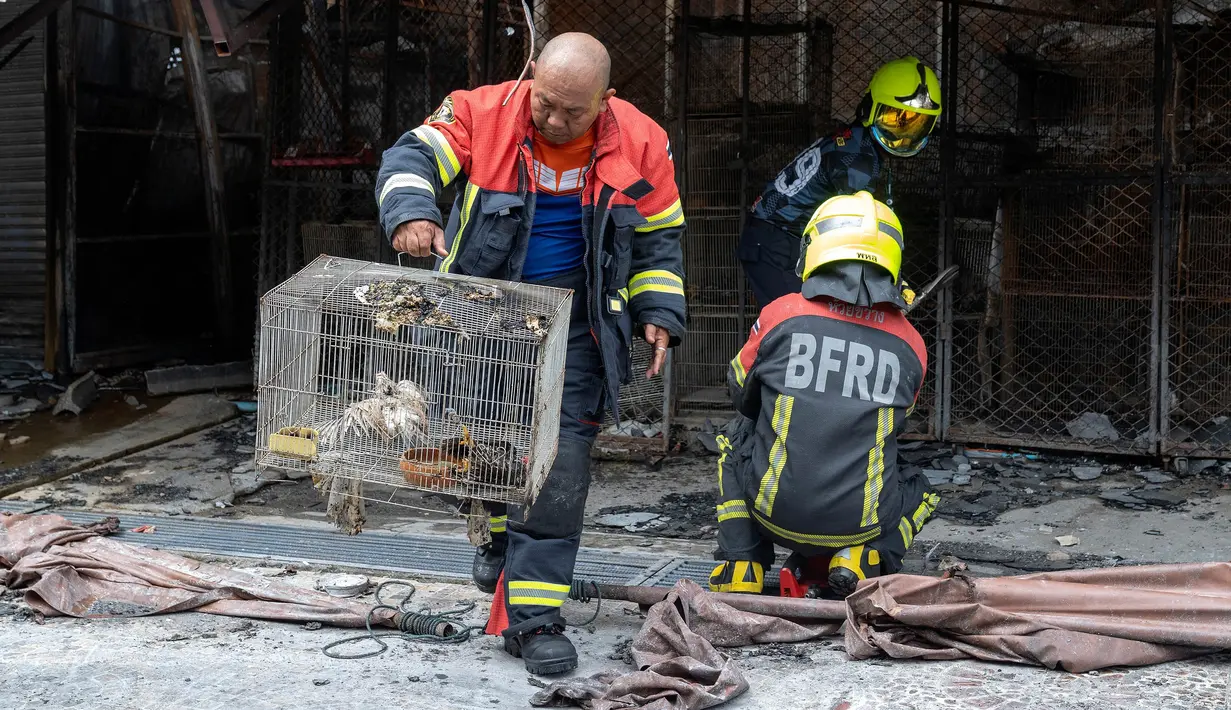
top-left (737, 216), bottom-right (803, 307)
top-left (714, 417), bottom-right (939, 576)
top-left (481, 268), bottom-right (606, 636)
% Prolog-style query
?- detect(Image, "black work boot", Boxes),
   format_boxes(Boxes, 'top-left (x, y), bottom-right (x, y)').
top-left (827, 544), bottom-right (876, 598)
top-left (504, 625), bottom-right (578, 675)
top-left (827, 567), bottom-right (860, 598)
top-left (471, 540), bottom-right (505, 594)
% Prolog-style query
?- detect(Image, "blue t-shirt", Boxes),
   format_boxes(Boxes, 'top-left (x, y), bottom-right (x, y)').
top-left (523, 129), bottom-right (595, 282)
top-left (524, 193), bottom-right (585, 281)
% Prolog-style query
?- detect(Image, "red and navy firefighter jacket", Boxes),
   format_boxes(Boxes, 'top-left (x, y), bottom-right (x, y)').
top-left (725, 293), bottom-right (927, 548)
top-left (376, 80), bottom-right (688, 410)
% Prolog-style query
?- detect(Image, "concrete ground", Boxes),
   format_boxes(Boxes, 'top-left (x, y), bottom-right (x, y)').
top-left (1, 567), bottom-right (1228, 710)
top-left (3, 415), bottom-right (1231, 708)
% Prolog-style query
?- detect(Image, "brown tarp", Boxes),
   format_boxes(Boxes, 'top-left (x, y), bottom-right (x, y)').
top-left (845, 563), bottom-right (1231, 672)
top-left (533, 579), bottom-right (838, 709)
top-left (535, 565), bottom-right (1231, 709)
top-left (1, 512), bottom-right (395, 627)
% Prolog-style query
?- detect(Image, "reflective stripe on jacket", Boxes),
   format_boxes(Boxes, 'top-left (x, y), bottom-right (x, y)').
top-left (376, 80), bottom-right (687, 410)
top-left (727, 293), bottom-right (926, 543)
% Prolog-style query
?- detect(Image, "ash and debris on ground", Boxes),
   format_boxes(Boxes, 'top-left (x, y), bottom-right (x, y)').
top-left (0, 584), bottom-right (35, 622)
top-left (584, 418), bottom-right (1231, 578)
top-left (608, 637), bottom-right (636, 666)
top-left (894, 442), bottom-right (1231, 525)
top-left (728, 641), bottom-right (834, 662)
top-left (643, 419), bottom-right (1231, 527)
top-left (594, 491), bottom-right (720, 539)
top-left (0, 360), bottom-right (61, 424)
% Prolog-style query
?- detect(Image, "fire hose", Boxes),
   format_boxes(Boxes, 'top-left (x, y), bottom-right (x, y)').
top-left (572, 582), bottom-right (847, 622)
top-left (905, 264), bottom-right (959, 315)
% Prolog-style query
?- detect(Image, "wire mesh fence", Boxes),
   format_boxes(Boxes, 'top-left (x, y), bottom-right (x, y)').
top-left (257, 0), bottom-right (1231, 459)
top-left (1165, 181), bottom-right (1231, 457)
top-left (944, 1), bottom-right (1160, 455)
top-left (676, 3), bottom-right (827, 408)
top-left (946, 180), bottom-right (1157, 453)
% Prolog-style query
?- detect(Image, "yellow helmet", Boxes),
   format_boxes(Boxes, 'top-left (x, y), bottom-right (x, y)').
top-left (858, 57), bottom-right (942, 157)
top-left (798, 191), bottom-right (903, 282)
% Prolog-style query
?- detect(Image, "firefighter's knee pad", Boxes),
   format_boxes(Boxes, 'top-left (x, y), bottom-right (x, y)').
top-left (709, 560), bottom-right (764, 594)
top-left (828, 545), bottom-right (881, 581)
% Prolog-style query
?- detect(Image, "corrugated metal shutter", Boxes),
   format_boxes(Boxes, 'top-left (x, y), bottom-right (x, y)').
top-left (0, 0), bottom-right (48, 361)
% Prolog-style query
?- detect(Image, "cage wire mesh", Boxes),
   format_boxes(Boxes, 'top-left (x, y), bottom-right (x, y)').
top-left (1163, 3), bottom-right (1231, 458)
top-left (676, 1), bottom-right (830, 408)
top-left (256, 256), bottom-right (572, 506)
top-left (945, 0), bottom-right (1163, 454)
top-left (1165, 181), bottom-right (1231, 457)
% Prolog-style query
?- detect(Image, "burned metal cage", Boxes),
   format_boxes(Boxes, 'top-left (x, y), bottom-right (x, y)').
top-left (938, 0), bottom-right (1231, 458)
top-left (255, 256), bottom-right (571, 505)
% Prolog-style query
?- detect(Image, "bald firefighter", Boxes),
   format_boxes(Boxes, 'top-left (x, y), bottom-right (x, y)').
top-left (711, 191), bottom-right (940, 598)
top-left (377, 33), bottom-right (685, 674)
top-left (739, 57), bottom-right (942, 307)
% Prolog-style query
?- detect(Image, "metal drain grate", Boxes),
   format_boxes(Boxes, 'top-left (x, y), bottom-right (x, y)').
top-left (652, 558), bottom-right (782, 591)
top-left (0, 503), bottom-right (713, 587)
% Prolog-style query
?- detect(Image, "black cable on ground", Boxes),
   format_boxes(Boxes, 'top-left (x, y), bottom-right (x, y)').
top-left (322, 581), bottom-right (482, 660)
top-left (564, 579), bottom-right (602, 628)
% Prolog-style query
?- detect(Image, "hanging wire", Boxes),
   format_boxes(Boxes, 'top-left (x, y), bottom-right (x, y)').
top-left (502, 0), bottom-right (537, 106)
top-left (322, 581), bottom-right (483, 660)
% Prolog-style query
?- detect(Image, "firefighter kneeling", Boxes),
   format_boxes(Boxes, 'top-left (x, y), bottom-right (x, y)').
top-left (710, 191), bottom-right (940, 598)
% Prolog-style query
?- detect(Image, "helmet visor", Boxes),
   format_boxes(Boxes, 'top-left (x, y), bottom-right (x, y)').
top-left (872, 105), bottom-right (937, 156)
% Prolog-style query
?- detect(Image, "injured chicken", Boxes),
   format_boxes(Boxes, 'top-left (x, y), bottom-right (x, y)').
top-left (312, 371), bottom-right (429, 534)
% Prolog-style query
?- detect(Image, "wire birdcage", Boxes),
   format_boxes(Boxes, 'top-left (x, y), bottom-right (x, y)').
top-left (255, 256), bottom-right (572, 507)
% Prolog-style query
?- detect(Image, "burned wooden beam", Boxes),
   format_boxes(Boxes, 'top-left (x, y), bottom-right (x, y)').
top-left (200, 0), bottom-right (302, 57)
top-left (0, 36), bottom-right (33, 73)
top-left (0, 0), bottom-right (69, 52)
top-left (196, 0), bottom-right (232, 55)
top-left (170, 0), bottom-right (235, 350)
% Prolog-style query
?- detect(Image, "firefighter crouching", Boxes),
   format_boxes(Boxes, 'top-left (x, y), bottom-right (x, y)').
top-left (710, 191), bottom-right (940, 598)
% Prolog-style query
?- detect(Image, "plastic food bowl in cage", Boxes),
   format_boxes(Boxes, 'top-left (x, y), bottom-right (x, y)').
top-left (269, 427), bottom-right (318, 460)
top-left (400, 447), bottom-right (469, 488)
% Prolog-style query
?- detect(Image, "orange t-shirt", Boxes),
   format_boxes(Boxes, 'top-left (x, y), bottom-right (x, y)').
top-left (525, 129), bottom-right (595, 281)
top-left (532, 129), bottom-right (595, 195)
